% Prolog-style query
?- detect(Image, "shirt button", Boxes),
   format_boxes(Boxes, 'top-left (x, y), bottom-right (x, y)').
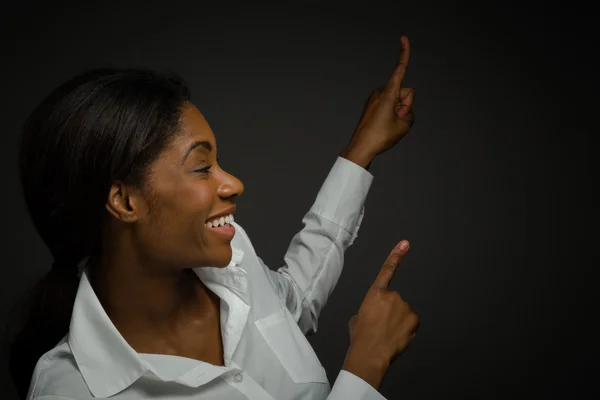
top-left (234, 373), bottom-right (243, 383)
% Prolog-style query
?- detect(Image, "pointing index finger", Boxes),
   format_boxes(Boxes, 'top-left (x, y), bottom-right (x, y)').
top-left (398, 35), bottom-right (411, 71)
top-left (371, 240), bottom-right (410, 290)
top-left (386, 36), bottom-right (411, 97)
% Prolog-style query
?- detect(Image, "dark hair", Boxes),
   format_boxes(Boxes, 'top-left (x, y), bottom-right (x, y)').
top-left (8, 67), bottom-right (191, 398)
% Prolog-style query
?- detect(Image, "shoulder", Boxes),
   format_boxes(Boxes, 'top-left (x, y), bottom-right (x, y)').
top-left (28, 340), bottom-right (93, 400)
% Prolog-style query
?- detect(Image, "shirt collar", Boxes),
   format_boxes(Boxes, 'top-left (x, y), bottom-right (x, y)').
top-left (193, 246), bottom-right (248, 303)
top-left (68, 245), bottom-right (246, 398)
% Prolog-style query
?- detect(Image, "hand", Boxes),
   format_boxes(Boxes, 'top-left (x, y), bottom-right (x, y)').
top-left (346, 240), bottom-right (419, 369)
top-left (341, 36), bottom-right (416, 168)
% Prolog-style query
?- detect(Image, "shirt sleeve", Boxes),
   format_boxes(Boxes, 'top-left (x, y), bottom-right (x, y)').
top-left (257, 156), bottom-right (373, 335)
top-left (326, 370), bottom-right (388, 400)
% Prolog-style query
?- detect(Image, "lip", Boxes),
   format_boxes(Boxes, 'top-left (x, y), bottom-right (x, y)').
top-left (206, 223), bottom-right (236, 241)
top-left (206, 205), bottom-right (237, 222)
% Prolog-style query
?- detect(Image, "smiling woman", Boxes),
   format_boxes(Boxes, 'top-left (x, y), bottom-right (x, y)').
top-left (10, 37), bottom-right (417, 400)
top-left (8, 67), bottom-right (373, 400)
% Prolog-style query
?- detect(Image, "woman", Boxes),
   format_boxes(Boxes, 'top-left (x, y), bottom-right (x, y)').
top-left (10, 37), bottom-right (416, 400)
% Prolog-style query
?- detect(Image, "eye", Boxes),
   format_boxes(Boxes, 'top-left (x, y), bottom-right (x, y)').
top-left (193, 164), bottom-right (213, 174)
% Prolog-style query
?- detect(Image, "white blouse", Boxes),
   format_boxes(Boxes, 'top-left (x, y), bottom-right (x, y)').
top-left (26, 156), bottom-right (387, 400)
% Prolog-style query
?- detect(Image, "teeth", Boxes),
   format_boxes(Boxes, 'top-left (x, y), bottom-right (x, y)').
top-left (205, 213), bottom-right (234, 228)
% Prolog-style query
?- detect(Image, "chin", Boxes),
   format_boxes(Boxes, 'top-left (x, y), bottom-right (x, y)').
top-left (205, 244), bottom-right (232, 268)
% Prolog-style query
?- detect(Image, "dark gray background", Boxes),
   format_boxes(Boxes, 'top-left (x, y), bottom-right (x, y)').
top-left (0, 1), bottom-right (594, 399)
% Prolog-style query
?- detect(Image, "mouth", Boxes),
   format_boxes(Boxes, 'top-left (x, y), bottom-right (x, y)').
top-left (205, 213), bottom-right (234, 228)
top-left (205, 213), bottom-right (235, 240)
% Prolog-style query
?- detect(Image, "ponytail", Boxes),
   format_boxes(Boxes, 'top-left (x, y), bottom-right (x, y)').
top-left (9, 261), bottom-right (80, 399)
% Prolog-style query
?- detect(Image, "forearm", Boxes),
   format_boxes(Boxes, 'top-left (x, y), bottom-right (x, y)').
top-left (257, 156), bottom-right (373, 334)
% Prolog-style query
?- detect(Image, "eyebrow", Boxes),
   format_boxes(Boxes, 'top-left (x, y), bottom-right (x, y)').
top-left (182, 140), bottom-right (213, 166)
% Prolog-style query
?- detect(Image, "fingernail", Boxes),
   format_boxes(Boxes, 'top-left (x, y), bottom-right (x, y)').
top-left (399, 241), bottom-right (409, 252)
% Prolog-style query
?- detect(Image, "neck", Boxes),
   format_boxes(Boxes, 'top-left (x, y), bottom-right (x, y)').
top-left (88, 236), bottom-right (217, 351)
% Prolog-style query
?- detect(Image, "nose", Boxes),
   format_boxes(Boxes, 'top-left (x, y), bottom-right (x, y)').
top-left (216, 166), bottom-right (244, 200)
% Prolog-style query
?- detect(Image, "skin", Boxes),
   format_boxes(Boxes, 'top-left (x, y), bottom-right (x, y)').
top-left (86, 35), bottom-right (415, 367)
top-left (90, 103), bottom-right (243, 364)
top-left (340, 35), bottom-right (414, 169)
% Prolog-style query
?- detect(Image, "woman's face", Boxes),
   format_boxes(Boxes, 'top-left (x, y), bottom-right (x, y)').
top-left (130, 103), bottom-right (244, 269)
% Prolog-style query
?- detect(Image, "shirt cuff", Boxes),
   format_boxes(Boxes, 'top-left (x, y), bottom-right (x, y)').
top-left (309, 156), bottom-right (374, 236)
top-left (328, 370), bottom-right (387, 400)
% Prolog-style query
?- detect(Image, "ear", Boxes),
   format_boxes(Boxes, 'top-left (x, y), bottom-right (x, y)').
top-left (106, 181), bottom-right (145, 223)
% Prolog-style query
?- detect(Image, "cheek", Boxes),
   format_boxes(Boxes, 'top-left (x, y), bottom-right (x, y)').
top-left (187, 184), bottom-right (214, 221)
top-left (141, 182), bottom-right (215, 263)
top-left (149, 180), bottom-right (214, 234)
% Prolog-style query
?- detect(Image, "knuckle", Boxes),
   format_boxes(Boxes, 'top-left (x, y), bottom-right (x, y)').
top-left (381, 260), bottom-right (398, 273)
top-left (348, 315), bottom-right (357, 327)
top-left (390, 290), bottom-right (403, 302)
top-left (409, 312), bottom-right (419, 326)
top-left (388, 250), bottom-right (402, 262)
top-left (399, 298), bottom-right (412, 312)
top-left (381, 261), bottom-right (395, 272)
